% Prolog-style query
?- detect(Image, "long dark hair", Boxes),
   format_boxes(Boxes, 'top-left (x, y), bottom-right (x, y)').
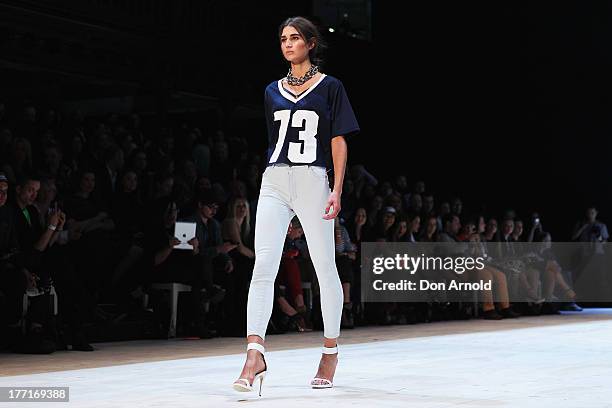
top-left (278, 16), bottom-right (327, 67)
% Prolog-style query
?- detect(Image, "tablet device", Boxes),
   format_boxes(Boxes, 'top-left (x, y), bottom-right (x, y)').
top-left (174, 222), bottom-right (196, 250)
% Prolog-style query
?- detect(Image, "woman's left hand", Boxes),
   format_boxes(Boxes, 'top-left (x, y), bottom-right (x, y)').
top-left (323, 190), bottom-right (341, 220)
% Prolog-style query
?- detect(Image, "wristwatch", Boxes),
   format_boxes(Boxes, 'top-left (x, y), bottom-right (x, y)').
top-left (48, 224), bottom-right (57, 231)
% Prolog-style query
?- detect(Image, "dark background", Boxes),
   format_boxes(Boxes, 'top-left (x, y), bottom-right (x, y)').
top-left (1, 0), bottom-right (610, 239)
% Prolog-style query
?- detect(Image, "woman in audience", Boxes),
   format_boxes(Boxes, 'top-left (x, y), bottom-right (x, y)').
top-left (222, 197), bottom-right (255, 260)
top-left (390, 216), bottom-right (410, 242)
top-left (467, 229), bottom-right (521, 319)
top-left (483, 217), bottom-right (499, 242)
top-left (407, 213), bottom-right (420, 242)
top-left (419, 214), bottom-right (439, 242)
top-left (222, 197), bottom-right (256, 335)
top-left (534, 231), bottom-right (582, 313)
top-left (347, 207), bottom-right (370, 245)
top-left (275, 218), bottom-right (311, 332)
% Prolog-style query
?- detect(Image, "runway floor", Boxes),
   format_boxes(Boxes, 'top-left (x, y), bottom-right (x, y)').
top-left (1, 308), bottom-right (611, 407)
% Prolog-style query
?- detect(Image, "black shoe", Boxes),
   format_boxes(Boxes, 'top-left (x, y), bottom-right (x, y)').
top-left (482, 309), bottom-right (503, 320)
top-left (499, 307), bottom-right (521, 318)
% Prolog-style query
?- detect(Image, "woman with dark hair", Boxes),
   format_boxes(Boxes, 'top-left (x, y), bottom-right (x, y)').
top-left (393, 213), bottom-right (420, 243)
top-left (346, 207), bottom-right (370, 245)
top-left (419, 214), bottom-right (439, 242)
top-left (233, 16), bottom-right (359, 394)
top-left (390, 216), bottom-right (409, 242)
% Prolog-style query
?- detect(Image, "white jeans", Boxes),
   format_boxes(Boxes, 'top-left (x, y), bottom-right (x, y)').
top-left (246, 164), bottom-right (343, 340)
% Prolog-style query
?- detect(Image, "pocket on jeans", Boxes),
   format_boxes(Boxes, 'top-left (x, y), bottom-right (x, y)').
top-left (308, 166), bottom-right (328, 180)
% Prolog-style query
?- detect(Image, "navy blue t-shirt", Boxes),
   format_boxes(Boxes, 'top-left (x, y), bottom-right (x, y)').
top-left (264, 74), bottom-right (359, 170)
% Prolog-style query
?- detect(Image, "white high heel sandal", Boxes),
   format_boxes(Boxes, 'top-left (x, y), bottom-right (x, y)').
top-left (232, 343), bottom-right (267, 396)
top-left (310, 345), bottom-right (338, 389)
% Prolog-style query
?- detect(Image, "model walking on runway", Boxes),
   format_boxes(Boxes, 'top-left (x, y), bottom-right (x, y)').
top-left (232, 16), bottom-right (359, 395)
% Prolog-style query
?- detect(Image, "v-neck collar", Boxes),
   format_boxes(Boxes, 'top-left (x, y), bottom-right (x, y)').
top-left (277, 74), bottom-right (327, 103)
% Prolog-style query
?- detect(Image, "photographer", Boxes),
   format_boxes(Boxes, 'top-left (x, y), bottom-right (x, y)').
top-left (572, 207), bottom-right (609, 244)
top-left (10, 174), bottom-right (65, 353)
top-left (572, 207), bottom-right (610, 301)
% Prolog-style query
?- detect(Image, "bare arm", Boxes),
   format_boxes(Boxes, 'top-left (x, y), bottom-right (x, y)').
top-left (34, 210), bottom-right (62, 251)
top-left (323, 136), bottom-right (348, 220)
top-left (223, 219), bottom-right (254, 259)
top-left (154, 237), bottom-right (179, 266)
top-left (331, 136), bottom-right (348, 194)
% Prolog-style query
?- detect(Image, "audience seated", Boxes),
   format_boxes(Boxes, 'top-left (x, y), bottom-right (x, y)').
top-left (0, 101), bottom-right (591, 355)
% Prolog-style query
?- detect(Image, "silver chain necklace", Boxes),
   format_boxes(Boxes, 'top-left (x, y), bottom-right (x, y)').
top-left (286, 65), bottom-right (319, 86)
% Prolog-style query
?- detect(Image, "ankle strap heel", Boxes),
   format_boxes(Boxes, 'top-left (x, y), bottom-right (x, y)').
top-left (322, 345), bottom-right (337, 354)
top-left (247, 342), bottom-right (265, 355)
top-left (233, 343), bottom-right (267, 396)
top-left (311, 345), bottom-right (338, 388)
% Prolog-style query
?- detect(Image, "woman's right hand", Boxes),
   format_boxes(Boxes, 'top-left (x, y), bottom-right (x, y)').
top-left (48, 209), bottom-right (61, 228)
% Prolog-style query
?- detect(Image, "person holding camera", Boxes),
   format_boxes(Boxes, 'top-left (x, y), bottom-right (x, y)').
top-left (145, 197), bottom-right (222, 337)
top-left (572, 207), bottom-right (609, 243)
top-left (572, 207), bottom-right (610, 301)
top-left (183, 189), bottom-right (236, 334)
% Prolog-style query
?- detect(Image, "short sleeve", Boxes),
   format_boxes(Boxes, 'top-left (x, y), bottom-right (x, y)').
top-left (264, 88), bottom-right (273, 137)
top-left (263, 87), bottom-right (275, 161)
top-left (330, 80), bottom-right (360, 140)
top-left (602, 224), bottom-right (609, 241)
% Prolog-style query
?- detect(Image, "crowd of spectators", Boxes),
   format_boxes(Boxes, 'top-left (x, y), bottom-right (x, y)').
top-left (0, 102), bottom-right (601, 354)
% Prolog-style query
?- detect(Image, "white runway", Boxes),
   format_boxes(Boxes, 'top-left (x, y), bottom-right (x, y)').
top-left (1, 311), bottom-right (611, 407)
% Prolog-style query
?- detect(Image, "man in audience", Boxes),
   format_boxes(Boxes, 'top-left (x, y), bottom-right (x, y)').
top-left (0, 100), bottom-right (595, 349)
top-left (186, 189), bottom-right (237, 335)
top-left (145, 197), bottom-right (220, 338)
top-left (437, 214), bottom-right (461, 242)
